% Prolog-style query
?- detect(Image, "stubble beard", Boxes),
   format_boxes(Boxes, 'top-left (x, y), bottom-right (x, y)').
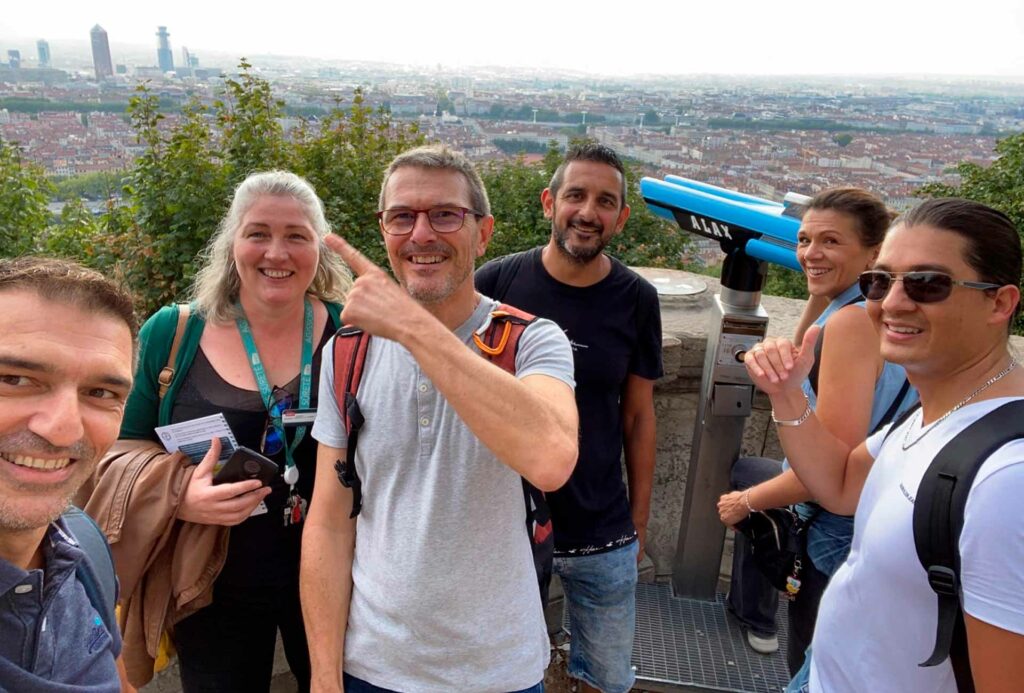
top-left (0, 430), bottom-right (95, 531)
top-left (552, 219), bottom-right (607, 265)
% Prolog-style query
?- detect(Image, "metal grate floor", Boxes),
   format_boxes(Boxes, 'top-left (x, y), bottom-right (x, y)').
top-left (562, 582), bottom-right (791, 692)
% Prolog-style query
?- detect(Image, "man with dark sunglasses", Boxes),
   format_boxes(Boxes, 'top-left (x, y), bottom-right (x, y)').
top-left (858, 270), bottom-right (1001, 304)
top-left (744, 198), bottom-right (1024, 692)
top-left (302, 145), bottom-right (578, 693)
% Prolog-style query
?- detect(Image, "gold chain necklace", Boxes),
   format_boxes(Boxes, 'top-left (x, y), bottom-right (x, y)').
top-left (902, 361), bottom-right (1018, 450)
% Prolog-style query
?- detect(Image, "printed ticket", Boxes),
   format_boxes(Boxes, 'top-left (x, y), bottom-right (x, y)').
top-left (155, 413), bottom-right (238, 464)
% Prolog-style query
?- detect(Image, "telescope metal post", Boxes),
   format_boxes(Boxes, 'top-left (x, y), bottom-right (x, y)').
top-left (671, 255), bottom-right (769, 600)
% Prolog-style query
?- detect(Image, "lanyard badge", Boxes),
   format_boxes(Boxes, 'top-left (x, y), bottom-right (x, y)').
top-left (236, 298), bottom-right (314, 490)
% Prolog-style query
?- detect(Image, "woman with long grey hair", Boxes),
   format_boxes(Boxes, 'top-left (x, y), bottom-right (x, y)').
top-left (118, 170), bottom-right (350, 691)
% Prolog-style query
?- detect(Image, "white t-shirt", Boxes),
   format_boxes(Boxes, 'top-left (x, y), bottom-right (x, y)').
top-left (810, 397), bottom-right (1024, 693)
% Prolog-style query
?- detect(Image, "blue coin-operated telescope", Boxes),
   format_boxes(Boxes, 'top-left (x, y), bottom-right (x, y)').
top-left (642, 175), bottom-right (810, 601)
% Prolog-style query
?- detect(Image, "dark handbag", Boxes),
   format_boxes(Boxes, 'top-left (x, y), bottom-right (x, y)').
top-left (735, 506), bottom-right (817, 597)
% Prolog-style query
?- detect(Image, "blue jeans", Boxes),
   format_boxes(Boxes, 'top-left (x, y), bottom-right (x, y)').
top-left (555, 540), bottom-right (638, 693)
top-left (343, 672), bottom-right (543, 692)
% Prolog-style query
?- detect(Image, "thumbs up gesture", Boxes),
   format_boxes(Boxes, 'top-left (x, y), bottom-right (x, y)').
top-left (743, 324), bottom-right (821, 396)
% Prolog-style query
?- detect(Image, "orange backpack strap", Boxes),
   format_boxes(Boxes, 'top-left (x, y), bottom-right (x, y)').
top-left (332, 326), bottom-right (371, 518)
top-left (474, 303), bottom-right (537, 375)
top-left (473, 303), bottom-right (556, 605)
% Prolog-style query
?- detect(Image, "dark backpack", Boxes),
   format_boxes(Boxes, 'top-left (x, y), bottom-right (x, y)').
top-left (883, 399), bottom-right (1024, 692)
top-left (62, 506), bottom-right (118, 639)
top-left (331, 305), bottom-right (556, 606)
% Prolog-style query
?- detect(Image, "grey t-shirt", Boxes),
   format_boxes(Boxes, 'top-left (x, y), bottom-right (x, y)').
top-left (312, 296), bottom-right (575, 692)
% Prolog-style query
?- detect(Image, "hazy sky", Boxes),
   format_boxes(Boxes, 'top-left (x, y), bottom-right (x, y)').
top-left (2, 0), bottom-right (1023, 77)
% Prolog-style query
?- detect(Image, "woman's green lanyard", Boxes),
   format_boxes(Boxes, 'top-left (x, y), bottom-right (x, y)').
top-left (236, 298), bottom-right (313, 488)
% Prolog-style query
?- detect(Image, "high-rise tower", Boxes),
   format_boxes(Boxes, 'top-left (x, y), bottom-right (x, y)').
top-left (156, 26), bottom-right (174, 73)
top-left (36, 40), bottom-right (51, 69)
top-left (90, 25), bottom-right (113, 80)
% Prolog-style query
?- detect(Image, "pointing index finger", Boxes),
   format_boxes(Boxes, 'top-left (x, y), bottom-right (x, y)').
top-left (325, 233), bottom-right (379, 277)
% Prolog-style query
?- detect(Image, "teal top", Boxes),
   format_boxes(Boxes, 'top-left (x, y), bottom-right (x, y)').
top-left (120, 301), bottom-right (343, 439)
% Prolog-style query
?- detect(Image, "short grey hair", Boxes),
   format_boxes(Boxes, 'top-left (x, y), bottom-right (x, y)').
top-left (378, 145), bottom-right (490, 216)
top-left (191, 170), bottom-right (351, 323)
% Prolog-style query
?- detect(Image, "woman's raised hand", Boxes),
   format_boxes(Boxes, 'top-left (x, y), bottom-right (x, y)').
top-left (743, 324), bottom-right (821, 396)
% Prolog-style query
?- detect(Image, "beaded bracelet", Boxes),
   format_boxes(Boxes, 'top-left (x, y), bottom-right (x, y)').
top-left (742, 489), bottom-right (756, 514)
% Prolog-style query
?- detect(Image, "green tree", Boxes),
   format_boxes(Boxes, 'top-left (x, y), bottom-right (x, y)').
top-left (0, 138), bottom-right (53, 256)
top-left (52, 171), bottom-right (126, 200)
top-left (104, 88), bottom-right (230, 314)
top-left (481, 139), bottom-right (688, 269)
top-left (293, 89), bottom-right (425, 268)
top-left (40, 198), bottom-right (103, 262)
top-left (833, 133), bottom-right (854, 147)
top-left (215, 59), bottom-right (293, 181)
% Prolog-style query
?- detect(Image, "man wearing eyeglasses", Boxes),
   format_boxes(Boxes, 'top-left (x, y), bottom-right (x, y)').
top-left (302, 145), bottom-right (579, 693)
top-left (475, 142), bottom-right (662, 693)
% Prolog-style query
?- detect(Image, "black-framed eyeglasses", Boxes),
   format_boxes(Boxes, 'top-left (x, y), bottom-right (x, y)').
top-left (859, 270), bottom-right (1002, 304)
top-left (376, 206), bottom-right (483, 236)
top-left (261, 386), bottom-right (294, 456)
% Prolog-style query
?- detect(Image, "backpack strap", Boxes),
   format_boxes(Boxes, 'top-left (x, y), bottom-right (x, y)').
top-left (489, 251), bottom-right (529, 303)
top-left (870, 378), bottom-right (913, 436)
top-left (880, 401), bottom-right (921, 445)
top-left (808, 295), bottom-right (863, 396)
top-left (332, 326), bottom-right (370, 518)
top-left (475, 305), bottom-right (557, 605)
top-left (63, 506), bottom-right (118, 638)
top-left (913, 399), bottom-right (1024, 692)
top-left (472, 304), bottom-right (536, 373)
top-left (157, 303), bottom-right (190, 400)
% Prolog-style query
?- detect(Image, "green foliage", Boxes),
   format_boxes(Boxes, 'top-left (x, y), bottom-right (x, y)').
top-left (481, 138), bottom-right (689, 269)
top-left (0, 138), bottom-right (53, 256)
top-left (52, 171), bottom-right (126, 200)
top-left (833, 133), bottom-right (854, 147)
top-left (919, 130), bottom-right (1024, 333)
top-left (762, 264), bottom-right (809, 301)
top-left (492, 139), bottom-right (550, 155)
top-left (104, 89), bottom-right (231, 314)
top-left (40, 198), bottom-right (103, 261)
top-left (480, 156), bottom-right (551, 260)
top-left (216, 59), bottom-right (293, 181)
top-left (292, 89), bottom-right (425, 269)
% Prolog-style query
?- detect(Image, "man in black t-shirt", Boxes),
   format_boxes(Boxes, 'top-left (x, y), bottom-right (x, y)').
top-left (476, 143), bottom-right (662, 693)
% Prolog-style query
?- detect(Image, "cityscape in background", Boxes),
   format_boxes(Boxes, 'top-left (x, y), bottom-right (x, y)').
top-left (2, 23), bottom-right (1024, 266)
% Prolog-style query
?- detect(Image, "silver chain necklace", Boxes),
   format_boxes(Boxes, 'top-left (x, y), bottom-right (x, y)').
top-left (902, 360), bottom-right (1018, 450)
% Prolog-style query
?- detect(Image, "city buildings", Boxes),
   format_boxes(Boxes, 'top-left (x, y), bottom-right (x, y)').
top-left (90, 24), bottom-right (113, 80)
top-left (37, 40), bottom-right (50, 69)
top-left (156, 26), bottom-right (174, 73)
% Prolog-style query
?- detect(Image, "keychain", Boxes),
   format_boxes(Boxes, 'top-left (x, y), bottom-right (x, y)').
top-left (785, 559), bottom-right (803, 598)
top-left (284, 490), bottom-right (307, 526)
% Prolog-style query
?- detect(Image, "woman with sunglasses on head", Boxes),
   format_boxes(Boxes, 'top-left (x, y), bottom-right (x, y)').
top-left (745, 198), bottom-right (1024, 692)
top-left (717, 188), bottom-right (916, 684)
top-left (117, 171), bottom-right (350, 692)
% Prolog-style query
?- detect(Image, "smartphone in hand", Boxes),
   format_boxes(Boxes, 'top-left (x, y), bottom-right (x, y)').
top-left (213, 446), bottom-right (278, 486)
